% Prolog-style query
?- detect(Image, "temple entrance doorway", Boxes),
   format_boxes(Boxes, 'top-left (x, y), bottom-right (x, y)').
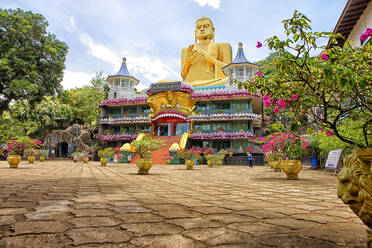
top-left (156, 123), bottom-right (171, 136)
top-left (56, 142), bottom-right (68, 157)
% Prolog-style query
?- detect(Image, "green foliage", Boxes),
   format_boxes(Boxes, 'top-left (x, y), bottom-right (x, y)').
top-left (310, 119), bottom-right (368, 153)
top-left (98, 147), bottom-right (115, 158)
top-left (38, 149), bottom-right (48, 157)
top-left (0, 8), bottom-right (68, 115)
top-left (269, 122), bottom-right (285, 133)
top-left (236, 11), bottom-right (372, 148)
top-left (8, 96), bottom-right (73, 136)
top-left (71, 152), bottom-right (82, 159)
top-left (59, 76), bottom-right (106, 127)
top-left (130, 138), bottom-right (163, 158)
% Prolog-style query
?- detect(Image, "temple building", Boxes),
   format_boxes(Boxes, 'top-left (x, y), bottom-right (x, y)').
top-left (99, 17), bottom-right (263, 163)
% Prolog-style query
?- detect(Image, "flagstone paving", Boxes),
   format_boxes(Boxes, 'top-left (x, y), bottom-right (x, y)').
top-left (0, 160), bottom-right (367, 247)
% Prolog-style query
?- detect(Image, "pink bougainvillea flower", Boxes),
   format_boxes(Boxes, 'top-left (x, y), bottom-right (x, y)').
top-left (319, 128), bottom-right (323, 132)
top-left (301, 141), bottom-right (309, 149)
top-left (321, 54), bottom-right (329, 61)
top-left (360, 28), bottom-right (372, 40)
top-left (291, 93), bottom-right (299, 101)
top-left (263, 95), bottom-right (272, 101)
top-left (256, 41), bottom-right (262, 48)
top-left (326, 130), bottom-right (333, 136)
top-left (264, 101), bottom-right (272, 107)
top-left (257, 71), bottom-right (263, 77)
top-left (273, 108), bottom-right (279, 114)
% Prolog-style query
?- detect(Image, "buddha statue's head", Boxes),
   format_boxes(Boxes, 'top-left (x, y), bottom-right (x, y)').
top-left (195, 17), bottom-right (215, 43)
top-left (337, 153), bottom-right (372, 227)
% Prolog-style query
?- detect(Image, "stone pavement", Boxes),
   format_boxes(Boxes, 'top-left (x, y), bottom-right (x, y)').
top-left (0, 160), bottom-right (367, 248)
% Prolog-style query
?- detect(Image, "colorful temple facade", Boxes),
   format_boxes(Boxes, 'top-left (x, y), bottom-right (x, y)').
top-left (99, 18), bottom-right (263, 158)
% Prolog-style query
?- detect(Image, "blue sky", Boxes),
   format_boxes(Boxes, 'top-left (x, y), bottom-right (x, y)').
top-left (1, 0), bottom-right (347, 90)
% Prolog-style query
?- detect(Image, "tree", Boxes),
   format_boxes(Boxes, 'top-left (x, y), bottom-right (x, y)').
top-left (238, 11), bottom-right (371, 148)
top-left (0, 8), bottom-right (68, 115)
top-left (5, 96), bottom-right (73, 137)
top-left (59, 73), bottom-right (107, 127)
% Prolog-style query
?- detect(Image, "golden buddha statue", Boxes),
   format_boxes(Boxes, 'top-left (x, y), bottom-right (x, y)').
top-left (181, 17), bottom-right (232, 87)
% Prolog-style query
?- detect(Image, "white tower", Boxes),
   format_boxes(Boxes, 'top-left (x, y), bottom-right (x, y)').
top-left (106, 58), bottom-right (139, 99)
top-left (222, 43), bottom-right (259, 83)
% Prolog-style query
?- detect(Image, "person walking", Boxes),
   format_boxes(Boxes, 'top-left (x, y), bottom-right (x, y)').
top-left (248, 153), bottom-right (253, 167)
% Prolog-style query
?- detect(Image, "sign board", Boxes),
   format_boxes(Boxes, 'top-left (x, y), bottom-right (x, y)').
top-left (324, 149), bottom-right (343, 175)
top-left (148, 81), bottom-right (182, 94)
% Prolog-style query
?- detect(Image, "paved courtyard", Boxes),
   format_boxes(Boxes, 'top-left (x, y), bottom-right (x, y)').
top-left (0, 160), bottom-right (367, 248)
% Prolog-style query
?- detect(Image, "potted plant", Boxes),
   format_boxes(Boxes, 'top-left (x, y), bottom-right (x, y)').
top-left (177, 149), bottom-right (200, 170)
top-left (71, 152), bottom-right (82, 162)
top-left (226, 148), bottom-right (234, 157)
top-left (205, 154), bottom-right (220, 167)
top-left (130, 138), bottom-right (163, 174)
top-left (98, 147), bottom-right (115, 166)
top-left (202, 147), bottom-right (215, 166)
top-left (38, 149), bottom-right (48, 162)
top-left (82, 154), bottom-right (90, 163)
top-left (24, 138), bottom-right (42, 164)
top-left (5, 137), bottom-right (24, 168)
top-left (24, 149), bottom-right (36, 163)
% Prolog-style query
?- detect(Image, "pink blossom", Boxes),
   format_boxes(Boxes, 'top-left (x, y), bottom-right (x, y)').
top-left (291, 93), bottom-right (299, 101)
top-left (276, 99), bottom-right (287, 109)
top-left (257, 71), bottom-right (263, 77)
top-left (326, 131), bottom-right (333, 136)
top-left (259, 137), bottom-right (266, 141)
top-left (321, 54), bottom-right (328, 61)
top-left (360, 28), bottom-right (372, 40)
top-left (264, 101), bottom-right (272, 107)
top-left (319, 128), bottom-right (323, 132)
top-left (273, 108), bottom-right (279, 114)
top-left (256, 41), bottom-right (262, 48)
top-left (301, 141), bottom-right (309, 149)
top-left (263, 95), bottom-right (272, 101)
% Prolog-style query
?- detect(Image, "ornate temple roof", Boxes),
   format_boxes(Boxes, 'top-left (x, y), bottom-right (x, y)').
top-left (232, 42), bottom-right (249, 64)
top-left (222, 43), bottom-right (258, 70)
top-left (107, 57), bottom-right (138, 81)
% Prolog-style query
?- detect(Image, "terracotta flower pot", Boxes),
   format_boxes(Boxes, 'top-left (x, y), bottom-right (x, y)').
top-left (281, 160), bottom-right (302, 179)
top-left (272, 161), bottom-right (282, 172)
top-left (185, 159), bottom-right (195, 170)
top-left (100, 157), bottom-right (108, 166)
top-left (7, 155), bottom-right (21, 168)
top-left (136, 158), bottom-right (152, 175)
top-left (337, 148), bottom-right (372, 248)
top-left (82, 157), bottom-right (89, 163)
top-left (27, 155), bottom-right (35, 164)
top-left (39, 156), bottom-right (45, 162)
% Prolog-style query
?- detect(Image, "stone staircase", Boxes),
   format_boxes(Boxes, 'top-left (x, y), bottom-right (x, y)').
top-left (130, 136), bottom-right (180, 165)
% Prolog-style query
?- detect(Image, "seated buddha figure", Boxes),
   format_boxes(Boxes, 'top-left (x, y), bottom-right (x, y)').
top-left (181, 17), bottom-right (232, 87)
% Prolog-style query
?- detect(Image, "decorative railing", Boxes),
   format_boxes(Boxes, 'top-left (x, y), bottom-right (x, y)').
top-left (99, 134), bottom-right (139, 141)
top-left (191, 90), bottom-right (260, 101)
top-left (100, 96), bottom-right (148, 107)
top-left (188, 112), bottom-right (260, 122)
top-left (100, 116), bottom-right (150, 124)
top-left (192, 131), bottom-right (255, 140)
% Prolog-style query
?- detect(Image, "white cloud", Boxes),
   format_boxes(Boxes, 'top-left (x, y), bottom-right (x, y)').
top-left (78, 33), bottom-right (180, 88)
top-left (66, 16), bottom-right (76, 32)
top-left (79, 33), bottom-right (120, 66)
top-left (61, 70), bottom-right (94, 89)
top-left (190, 0), bottom-right (220, 9)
